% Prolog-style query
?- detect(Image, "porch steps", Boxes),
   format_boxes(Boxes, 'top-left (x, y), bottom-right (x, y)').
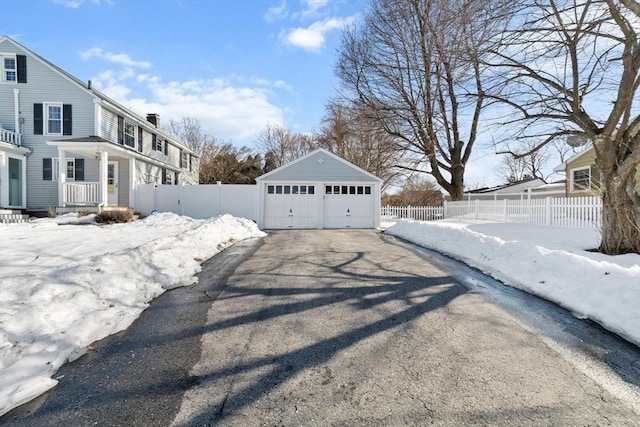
top-left (0, 209), bottom-right (30, 224)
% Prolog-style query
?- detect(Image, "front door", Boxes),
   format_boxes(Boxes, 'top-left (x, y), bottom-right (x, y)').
top-left (107, 161), bottom-right (119, 205)
top-left (8, 157), bottom-right (23, 207)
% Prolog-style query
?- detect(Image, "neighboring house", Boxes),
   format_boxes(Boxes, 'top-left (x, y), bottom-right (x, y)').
top-left (449, 177), bottom-right (560, 201)
top-left (256, 148), bottom-right (383, 229)
top-left (0, 36), bottom-right (199, 213)
top-left (554, 145), bottom-right (640, 197)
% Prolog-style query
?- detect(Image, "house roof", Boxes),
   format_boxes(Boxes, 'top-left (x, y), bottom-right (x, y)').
top-left (467, 177), bottom-right (546, 194)
top-left (52, 136), bottom-right (112, 143)
top-left (0, 35), bottom-right (198, 157)
top-left (256, 148), bottom-right (383, 183)
top-left (553, 144), bottom-right (593, 173)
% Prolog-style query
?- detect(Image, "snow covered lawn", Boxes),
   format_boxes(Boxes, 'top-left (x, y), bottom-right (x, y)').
top-left (385, 219), bottom-right (640, 349)
top-left (0, 213), bottom-right (266, 417)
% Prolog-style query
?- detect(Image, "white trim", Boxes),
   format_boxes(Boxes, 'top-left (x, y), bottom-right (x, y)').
top-left (256, 148), bottom-right (383, 183)
top-left (93, 98), bottom-right (102, 136)
top-left (570, 166), bottom-right (591, 193)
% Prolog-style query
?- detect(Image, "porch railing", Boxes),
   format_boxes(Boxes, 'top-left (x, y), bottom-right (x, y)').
top-left (0, 126), bottom-right (21, 146)
top-left (64, 182), bottom-right (101, 205)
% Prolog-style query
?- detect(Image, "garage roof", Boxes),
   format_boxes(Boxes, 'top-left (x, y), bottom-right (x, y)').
top-left (256, 148), bottom-right (383, 183)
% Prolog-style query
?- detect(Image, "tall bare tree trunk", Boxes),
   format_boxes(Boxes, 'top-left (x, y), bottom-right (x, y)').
top-left (596, 135), bottom-right (640, 254)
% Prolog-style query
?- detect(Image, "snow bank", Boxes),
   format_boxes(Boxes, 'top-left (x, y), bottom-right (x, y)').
top-left (0, 213), bottom-right (266, 416)
top-left (386, 220), bottom-right (640, 347)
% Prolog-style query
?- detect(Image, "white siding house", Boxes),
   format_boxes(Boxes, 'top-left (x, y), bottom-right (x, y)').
top-left (0, 36), bottom-right (199, 213)
top-left (256, 148), bottom-right (383, 229)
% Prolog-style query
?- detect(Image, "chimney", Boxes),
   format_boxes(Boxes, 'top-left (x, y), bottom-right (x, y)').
top-left (146, 113), bottom-right (160, 128)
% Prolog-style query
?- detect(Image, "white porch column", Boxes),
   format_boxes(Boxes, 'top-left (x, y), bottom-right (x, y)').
top-left (128, 157), bottom-right (136, 209)
top-left (58, 149), bottom-right (66, 207)
top-left (100, 151), bottom-right (109, 208)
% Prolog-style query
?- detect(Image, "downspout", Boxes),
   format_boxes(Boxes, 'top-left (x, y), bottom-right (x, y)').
top-left (13, 89), bottom-right (20, 143)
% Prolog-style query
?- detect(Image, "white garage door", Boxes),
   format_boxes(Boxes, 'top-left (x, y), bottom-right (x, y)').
top-left (264, 184), bottom-right (319, 229)
top-left (324, 184), bottom-right (375, 229)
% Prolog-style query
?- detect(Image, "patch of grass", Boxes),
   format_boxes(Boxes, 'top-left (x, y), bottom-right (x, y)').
top-left (77, 209), bottom-right (92, 217)
top-left (96, 209), bottom-right (135, 224)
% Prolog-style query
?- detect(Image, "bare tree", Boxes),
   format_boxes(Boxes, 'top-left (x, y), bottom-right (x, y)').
top-left (485, 0), bottom-right (640, 254)
top-left (382, 177), bottom-right (444, 206)
top-left (497, 143), bottom-right (550, 183)
top-left (255, 123), bottom-right (315, 168)
top-left (166, 117), bottom-right (210, 156)
top-left (316, 100), bottom-right (404, 191)
top-left (336, 0), bottom-right (512, 201)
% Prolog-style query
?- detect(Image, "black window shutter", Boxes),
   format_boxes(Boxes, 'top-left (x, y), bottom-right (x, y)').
top-left (117, 116), bottom-right (124, 144)
top-left (63, 104), bottom-right (72, 135)
top-left (164, 140), bottom-right (168, 155)
top-left (161, 169), bottom-right (167, 185)
top-left (137, 127), bottom-right (143, 152)
top-left (34, 103), bottom-right (43, 135)
top-left (74, 158), bottom-right (84, 181)
top-left (17, 55), bottom-right (27, 83)
top-left (43, 158), bottom-right (52, 180)
top-left (152, 134), bottom-right (157, 150)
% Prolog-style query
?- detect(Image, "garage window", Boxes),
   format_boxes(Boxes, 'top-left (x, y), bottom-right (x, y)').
top-left (268, 184), bottom-right (314, 195)
top-left (325, 185), bottom-right (372, 195)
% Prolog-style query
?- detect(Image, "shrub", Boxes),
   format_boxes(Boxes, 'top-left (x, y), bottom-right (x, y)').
top-left (96, 209), bottom-right (135, 224)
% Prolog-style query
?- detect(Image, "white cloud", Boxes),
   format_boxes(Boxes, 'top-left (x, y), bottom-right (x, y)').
top-left (52, 0), bottom-right (82, 7)
top-left (79, 47), bottom-right (152, 68)
top-left (281, 16), bottom-right (354, 52)
top-left (265, 0), bottom-right (288, 22)
top-left (51, 0), bottom-right (112, 8)
top-left (300, 0), bottom-right (329, 16)
top-left (94, 74), bottom-right (285, 143)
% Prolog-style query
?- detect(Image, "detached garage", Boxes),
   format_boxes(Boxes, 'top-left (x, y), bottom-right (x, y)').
top-left (256, 148), bottom-right (382, 229)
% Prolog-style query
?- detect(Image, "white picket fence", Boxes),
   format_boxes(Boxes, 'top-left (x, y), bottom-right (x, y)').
top-left (382, 196), bottom-right (602, 229)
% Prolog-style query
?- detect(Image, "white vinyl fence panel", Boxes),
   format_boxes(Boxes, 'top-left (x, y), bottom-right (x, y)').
top-left (134, 184), bottom-right (259, 221)
top-left (385, 196), bottom-right (602, 230)
top-left (381, 205), bottom-right (444, 222)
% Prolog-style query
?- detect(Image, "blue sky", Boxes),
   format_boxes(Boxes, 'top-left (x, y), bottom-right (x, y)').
top-left (4, 0), bottom-right (572, 188)
top-left (3, 0), bottom-right (366, 145)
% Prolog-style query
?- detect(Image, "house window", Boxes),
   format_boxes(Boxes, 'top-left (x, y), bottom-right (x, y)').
top-left (43, 158), bottom-right (79, 181)
top-left (124, 121), bottom-right (136, 147)
top-left (55, 159), bottom-right (75, 181)
top-left (571, 167), bottom-right (591, 192)
top-left (152, 134), bottom-right (163, 152)
top-left (47, 104), bottom-right (62, 135)
top-left (181, 151), bottom-right (189, 169)
top-left (3, 56), bottom-right (16, 82)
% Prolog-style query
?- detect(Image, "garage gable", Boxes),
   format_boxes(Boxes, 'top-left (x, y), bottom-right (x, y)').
top-left (257, 148), bottom-right (382, 183)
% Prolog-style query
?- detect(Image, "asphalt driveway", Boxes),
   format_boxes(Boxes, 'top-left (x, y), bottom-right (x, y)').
top-left (3, 229), bottom-right (638, 426)
top-left (172, 230), bottom-right (639, 426)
